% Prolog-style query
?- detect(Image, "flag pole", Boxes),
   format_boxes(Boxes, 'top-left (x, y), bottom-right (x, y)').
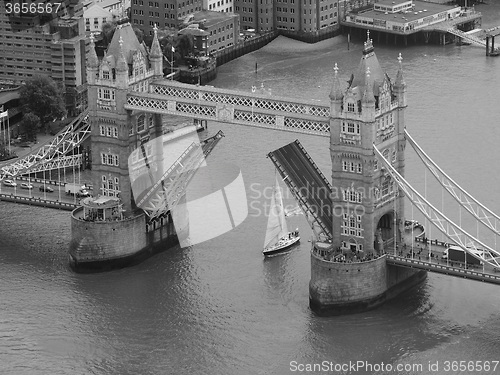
top-left (7, 113), bottom-right (10, 155)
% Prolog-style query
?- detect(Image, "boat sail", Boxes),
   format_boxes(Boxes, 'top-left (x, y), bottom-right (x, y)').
top-left (263, 176), bottom-right (300, 256)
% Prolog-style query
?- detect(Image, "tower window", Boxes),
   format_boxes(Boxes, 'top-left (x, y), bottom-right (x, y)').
top-left (347, 102), bottom-right (355, 112)
top-left (137, 115), bottom-right (145, 132)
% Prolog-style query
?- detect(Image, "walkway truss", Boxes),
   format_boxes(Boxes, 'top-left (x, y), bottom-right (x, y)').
top-left (0, 110), bottom-right (90, 180)
top-left (374, 137), bottom-right (500, 270)
top-left (124, 80), bottom-right (331, 137)
top-left (137, 130), bottom-right (224, 221)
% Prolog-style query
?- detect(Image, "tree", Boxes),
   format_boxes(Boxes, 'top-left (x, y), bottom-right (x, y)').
top-left (159, 33), bottom-right (194, 66)
top-left (102, 21), bottom-right (117, 45)
top-left (133, 26), bottom-right (144, 44)
top-left (20, 113), bottom-right (41, 142)
top-left (176, 34), bottom-right (194, 61)
top-left (19, 75), bottom-right (66, 133)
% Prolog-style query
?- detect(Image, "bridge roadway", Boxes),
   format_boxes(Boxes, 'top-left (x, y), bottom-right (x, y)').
top-left (0, 182), bottom-right (80, 210)
top-left (385, 236), bottom-right (500, 285)
top-left (268, 140), bottom-right (333, 238)
top-left (386, 254), bottom-right (500, 285)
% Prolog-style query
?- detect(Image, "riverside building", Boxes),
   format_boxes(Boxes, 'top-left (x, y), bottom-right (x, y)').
top-left (0, 0), bottom-right (88, 115)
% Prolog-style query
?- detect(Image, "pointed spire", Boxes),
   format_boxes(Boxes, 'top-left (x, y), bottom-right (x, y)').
top-left (362, 67), bottom-right (375, 104)
top-left (116, 36), bottom-right (128, 72)
top-left (150, 24), bottom-right (162, 58)
top-left (395, 52), bottom-right (405, 86)
top-left (329, 63), bottom-right (344, 101)
top-left (363, 30), bottom-right (374, 55)
top-left (88, 33), bottom-right (99, 68)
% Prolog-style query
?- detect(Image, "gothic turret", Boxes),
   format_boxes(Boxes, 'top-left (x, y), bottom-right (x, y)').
top-left (393, 53), bottom-right (407, 107)
top-left (329, 63), bottom-right (343, 116)
top-left (361, 68), bottom-right (376, 122)
top-left (87, 33), bottom-right (99, 85)
top-left (150, 25), bottom-right (163, 78)
top-left (116, 36), bottom-right (129, 89)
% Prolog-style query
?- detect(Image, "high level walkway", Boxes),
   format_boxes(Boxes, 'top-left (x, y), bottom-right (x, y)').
top-left (268, 140), bottom-right (333, 240)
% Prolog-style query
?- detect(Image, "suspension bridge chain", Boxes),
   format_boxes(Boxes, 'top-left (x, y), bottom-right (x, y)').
top-left (405, 129), bottom-right (500, 238)
top-left (138, 130), bottom-right (224, 220)
top-left (0, 110), bottom-right (90, 179)
top-left (374, 144), bottom-right (500, 269)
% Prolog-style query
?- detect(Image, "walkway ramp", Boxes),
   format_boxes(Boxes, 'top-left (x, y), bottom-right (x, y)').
top-left (447, 27), bottom-right (486, 47)
top-left (268, 140), bottom-right (333, 240)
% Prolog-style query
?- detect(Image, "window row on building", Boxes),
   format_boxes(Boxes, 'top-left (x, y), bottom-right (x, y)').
top-left (99, 125), bottom-right (119, 138)
top-left (342, 188), bottom-right (363, 204)
top-left (341, 213), bottom-right (363, 238)
top-left (341, 121), bottom-right (360, 134)
top-left (374, 148), bottom-right (397, 172)
top-left (342, 160), bottom-right (362, 174)
top-left (101, 175), bottom-right (120, 197)
top-left (101, 153), bottom-right (120, 167)
top-left (97, 88), bottom-right (116, 101)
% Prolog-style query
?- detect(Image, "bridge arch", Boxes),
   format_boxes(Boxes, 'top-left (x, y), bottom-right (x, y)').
top-left (375, 210), bottom-right (396, 252)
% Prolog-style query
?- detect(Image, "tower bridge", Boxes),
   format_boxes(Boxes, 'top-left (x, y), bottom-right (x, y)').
top-left (1, 23), bottom-right (500, 310)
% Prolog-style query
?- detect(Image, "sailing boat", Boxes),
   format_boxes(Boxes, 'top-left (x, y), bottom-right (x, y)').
top-left (262, 176), bottom-right (300, 256)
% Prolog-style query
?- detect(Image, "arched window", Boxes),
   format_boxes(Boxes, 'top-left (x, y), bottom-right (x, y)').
top-left (383, 149), bottom-right (389, 160)
top-left (382, 176), bottom-right (391, 197)
top-left (137, 115), bottom-right (145, 132)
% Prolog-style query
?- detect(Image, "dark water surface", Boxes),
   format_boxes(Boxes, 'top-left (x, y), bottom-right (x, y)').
top-left (2, 4), bottom-right (500, 374)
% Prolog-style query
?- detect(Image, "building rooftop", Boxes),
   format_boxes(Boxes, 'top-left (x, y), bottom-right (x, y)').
top-left (82, 196), bottom-right (121, 208)
top-left (191, 10), bottom-right (237, 27)
top-left (99, 0), bottom-right (122, 8)
top-left (179, 26), bottom-right (209, 37)
top-left (360, 0), bottom-right (459, 24)
top-left (105, 23), bottom-right (147, 66)
top-left (376, 0), bottom-right (411, 7)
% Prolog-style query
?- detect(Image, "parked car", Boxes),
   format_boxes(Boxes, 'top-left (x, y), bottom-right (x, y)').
top-left (39, 185), bottom-right (54, 193)
top-left (20, 182), bottom-right (33, 190)
top-left (2, 179), bottom-right (17, 187)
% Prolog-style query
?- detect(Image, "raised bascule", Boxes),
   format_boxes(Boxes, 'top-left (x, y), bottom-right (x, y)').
top-left (2, 26), bottom-right (500, 312)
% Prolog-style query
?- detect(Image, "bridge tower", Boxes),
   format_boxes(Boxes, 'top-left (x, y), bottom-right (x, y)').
top-left (86, 23), bottom-right (163, 213)
top-left (69, 23), bottom-right (174, 272)
top-left (309, 35), bottom-right (425, 315)
top-left (329, 34), bottom-right (406, 257)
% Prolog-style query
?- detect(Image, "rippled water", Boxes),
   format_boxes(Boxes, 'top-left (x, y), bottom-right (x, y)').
top-left (2, 4), bottom-right (500, 374)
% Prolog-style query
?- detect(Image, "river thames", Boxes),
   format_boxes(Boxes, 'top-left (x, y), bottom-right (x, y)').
top-left (2, 4), bottom-right (500, 374)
